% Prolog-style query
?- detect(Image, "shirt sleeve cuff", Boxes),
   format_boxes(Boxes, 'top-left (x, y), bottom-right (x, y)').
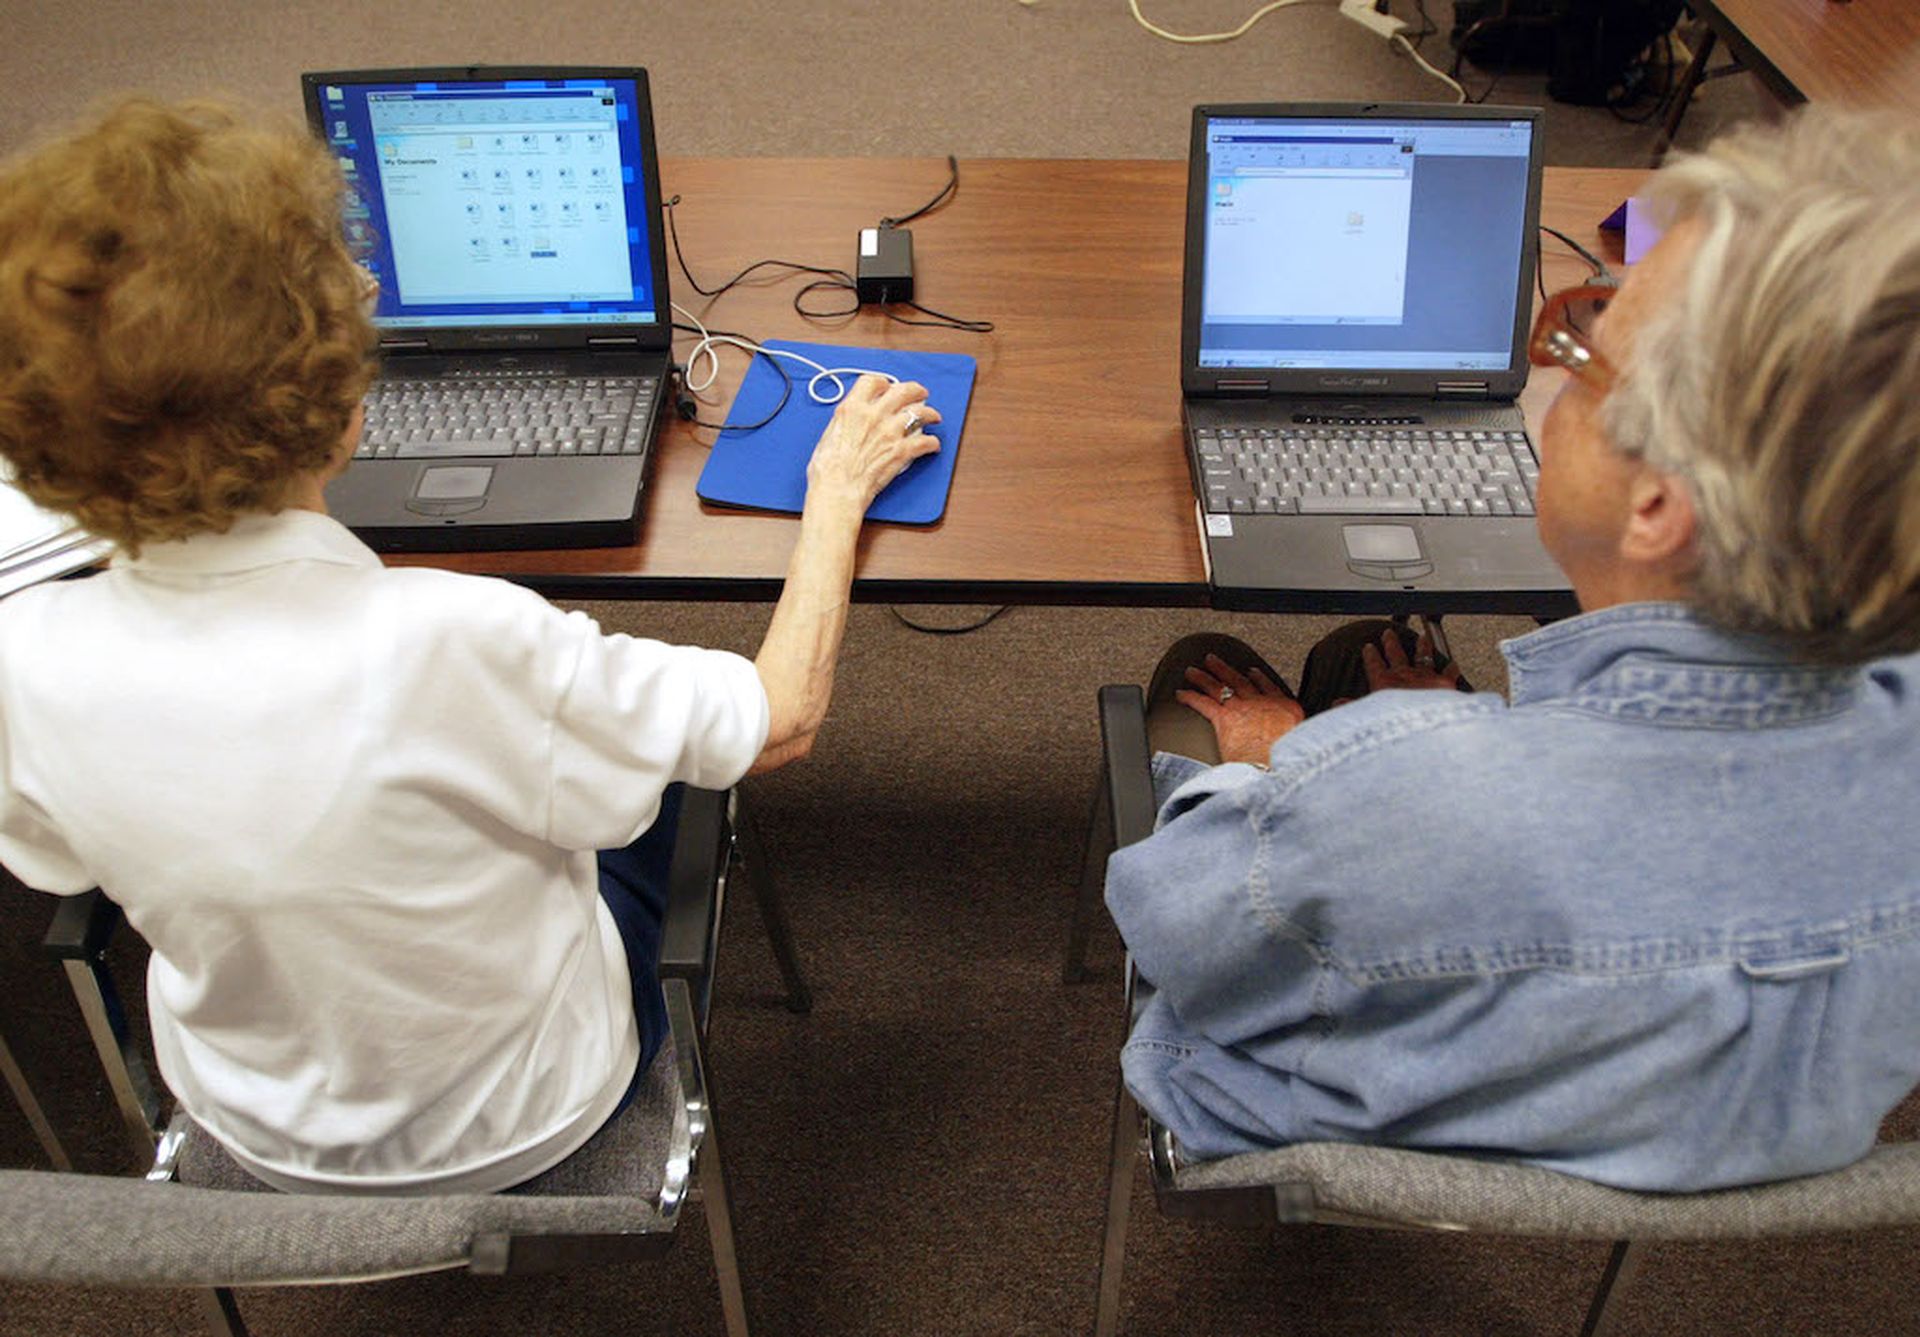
top-left (1154, 756), bottom-right (1271, 826)
top-left (686, 649), bottom-right (771, 790)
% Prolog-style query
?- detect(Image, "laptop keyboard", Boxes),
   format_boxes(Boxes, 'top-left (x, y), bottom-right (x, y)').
top-left (354, 375), bottom-right (658, 460)
top-left (1195, 424), bottom-right (1539, 517)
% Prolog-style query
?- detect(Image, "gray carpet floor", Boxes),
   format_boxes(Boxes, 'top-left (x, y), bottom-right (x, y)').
top-left (4, 3), bottom-right (1911, 1334)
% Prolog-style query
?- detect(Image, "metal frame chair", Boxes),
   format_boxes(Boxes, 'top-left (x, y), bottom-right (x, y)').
top-left (4, 784), bottom-right (808, 1337)
top-left (1078, 683), bottom-right (1920, 1336)
top-left (0, 1022), bottom-right (70, 1171)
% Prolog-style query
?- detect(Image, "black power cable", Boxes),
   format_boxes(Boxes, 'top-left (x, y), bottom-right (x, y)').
top-left (1608, 31), bottom-right (1680, 126)
top-left (1407, 0), bottom-right (1439, 49)
top-left (1541, 224), bottom-right (1611, 278)
top-left (662, 164), bottom-right (996, 433)
top-left (874, 155), bottom-right (994, 331)
top-left (888, 605), bottom-right (1012, 636)
top-left (878, 292), bottom-right (995, 334)
top-left (881, 155), bottom-right (959, 229)
top-left (662, 194), bottom-right (860, 320)
top-left (1536, 223), bottom-right (1615, 304)
top-left (664, 174), bottom-right (994, 332)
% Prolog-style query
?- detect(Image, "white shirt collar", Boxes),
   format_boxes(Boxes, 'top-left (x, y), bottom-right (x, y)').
top-left (117, 509), bottom-right (380, 577)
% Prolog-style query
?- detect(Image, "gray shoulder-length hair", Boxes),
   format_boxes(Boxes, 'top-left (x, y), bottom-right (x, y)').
top-left (1606, 107), bottom-right (1920, 663)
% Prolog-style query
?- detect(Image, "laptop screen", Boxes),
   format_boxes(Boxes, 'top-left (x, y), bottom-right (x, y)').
top-left (1195, 112), bottom-right (1534, 373)
top-left (315, 75), bottom-right (662, 330)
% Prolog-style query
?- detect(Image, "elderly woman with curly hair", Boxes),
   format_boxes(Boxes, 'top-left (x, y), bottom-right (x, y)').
top-left (1110, 107), bottom-right (1920, 1191)
top-left (0, 100), bottom-right (937, 1193)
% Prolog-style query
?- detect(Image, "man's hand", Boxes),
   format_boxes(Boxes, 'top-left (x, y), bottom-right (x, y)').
top-left (1174, 653), bottom-right (1305, 766)
top-left (1361, 627), bottom-right (1462, 692)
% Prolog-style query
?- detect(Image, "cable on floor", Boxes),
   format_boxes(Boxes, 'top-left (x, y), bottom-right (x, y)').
top-left (888, 606), bottom-right (1014, 636)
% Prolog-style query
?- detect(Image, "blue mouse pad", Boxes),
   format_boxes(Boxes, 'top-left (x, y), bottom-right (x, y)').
top-left (694, 340), bottom-right (976, 525)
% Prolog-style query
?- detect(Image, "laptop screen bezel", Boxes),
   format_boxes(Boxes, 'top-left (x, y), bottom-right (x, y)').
top-left (1181, 101), bottom-right (1544, 400)
top-left (301, 65), bottom-right (674, 354)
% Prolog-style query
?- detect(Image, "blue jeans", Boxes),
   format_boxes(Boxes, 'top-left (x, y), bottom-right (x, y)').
top-left (596, 783), bottom-right (683, 1115)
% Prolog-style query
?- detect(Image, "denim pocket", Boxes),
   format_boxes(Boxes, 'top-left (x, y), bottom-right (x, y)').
top-left (1738, 949), bottom-right (1850, 981)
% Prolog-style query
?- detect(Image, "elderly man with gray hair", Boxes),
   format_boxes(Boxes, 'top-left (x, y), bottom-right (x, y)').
top-left (1106, 107), bottom-right (1920, 1191)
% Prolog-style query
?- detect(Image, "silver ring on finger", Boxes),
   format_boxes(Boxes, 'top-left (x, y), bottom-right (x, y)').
top-left (1218, 686), bottom-right (1235, 702)
top-left (902, 409), bottom-right (922, 435)
top-left (1415, 655), bottom-right (1436, 669)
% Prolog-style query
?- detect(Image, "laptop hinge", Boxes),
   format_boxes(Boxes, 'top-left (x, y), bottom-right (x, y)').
top-left (379, 338), bottom-right (431, 352)
top-left (1213, 379), bottom-right (1271, 395)
top-left (1435, 381), bottom-right (1492, 399)
top-left (587, 336), bottom-right (642, 347)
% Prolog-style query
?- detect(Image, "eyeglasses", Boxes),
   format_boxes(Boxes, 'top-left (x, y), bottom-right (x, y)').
top-left (1528, 283), bottom-right (1618, 392)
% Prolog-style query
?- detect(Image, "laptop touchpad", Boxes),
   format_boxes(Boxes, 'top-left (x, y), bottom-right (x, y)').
top-left (408, 465), bottom-right (494, 517)
top-left (1343, 524), bottom-right (1422, 563)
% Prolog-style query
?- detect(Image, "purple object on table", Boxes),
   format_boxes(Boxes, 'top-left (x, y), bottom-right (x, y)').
top-left (1623, 198), bottom-right (1662, 264)
top-left (1600, 198), bottom-right (1663, 266)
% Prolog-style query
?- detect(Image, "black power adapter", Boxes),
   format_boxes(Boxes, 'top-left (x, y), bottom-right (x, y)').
top-left (855, 225), bottom-right (914, 305)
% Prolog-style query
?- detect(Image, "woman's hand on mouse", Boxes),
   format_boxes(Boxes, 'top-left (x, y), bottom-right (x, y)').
top-left (805, 375), bottom-right (941, 516)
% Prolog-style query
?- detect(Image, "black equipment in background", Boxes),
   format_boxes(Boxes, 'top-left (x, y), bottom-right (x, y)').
top-left (1450, 0), bottom-right (1685, 108)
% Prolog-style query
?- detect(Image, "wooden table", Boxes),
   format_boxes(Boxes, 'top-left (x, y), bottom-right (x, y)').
top-left (393, 159), bottom-right (1644, 606)
top-left (1685, 0), bottom-right (1920, 113)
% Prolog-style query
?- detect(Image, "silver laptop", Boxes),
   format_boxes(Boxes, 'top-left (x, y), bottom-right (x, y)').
top-left (302, 67), bottom-right (674, 551)
top-left (1181, 102), bottom-right (1574, 616)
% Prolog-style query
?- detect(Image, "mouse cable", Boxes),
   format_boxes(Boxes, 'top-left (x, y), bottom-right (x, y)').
top-left (880, 155), bottom-right (960, 229)
top-left (669, 329), bottom-right (794, 433)
top-left (889, 605), bottom-right (1013, 636)
top-left (673, 300), bottom-right (901, 408)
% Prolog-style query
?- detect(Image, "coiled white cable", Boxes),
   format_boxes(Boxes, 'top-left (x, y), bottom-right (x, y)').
top-left (673, 301), bottom-right (898, 408)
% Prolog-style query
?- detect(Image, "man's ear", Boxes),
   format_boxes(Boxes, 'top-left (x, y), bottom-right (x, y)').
top-left (1620, 464), bottom-right (1696, 569)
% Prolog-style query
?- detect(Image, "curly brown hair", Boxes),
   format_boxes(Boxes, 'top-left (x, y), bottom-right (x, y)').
top-left (0, 98), bottom-right (375, 555)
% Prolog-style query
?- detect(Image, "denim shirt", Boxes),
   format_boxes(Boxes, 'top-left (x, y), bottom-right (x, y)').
top-left (1105, 603), bottom-right (1920, 1190)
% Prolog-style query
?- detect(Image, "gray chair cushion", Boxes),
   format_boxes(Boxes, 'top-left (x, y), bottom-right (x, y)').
top-left (0, 1044), bottom-right (683, 1288)
top-left (0, 1171), bottom-right (665, 1286)
top-left (181, 1038), bottom-right (684, 1204)
top-left (1175, 1140), bottom-right (1920, 1239)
